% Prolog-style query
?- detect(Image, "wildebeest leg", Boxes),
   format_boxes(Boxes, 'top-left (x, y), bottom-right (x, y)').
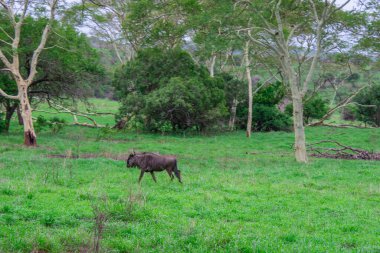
top-left (173, 162), bottom-right (182, 183)
top-left (166, 169), bottom-right (174, 181)
top-left (174, 169), bottom-right (182, 183)
top-left (138, 170), bottom-right (145, 183)
top-left (150, 172), bottom-right (157, 183)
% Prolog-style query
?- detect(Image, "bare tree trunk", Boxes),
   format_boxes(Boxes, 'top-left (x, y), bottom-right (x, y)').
top-left (229, 98), bottom-right (238, 131)
top-left (244, 41), bottom-right (253, 138)
top-left (4, 102), bottom-right (18, 132)
top-left (292, 93), bottom-right (308, 162)
top-left (209, 54), bottom-right (217, 77)
top-left (19, 84), bottom-right (37, 146)
top-left (16, 105), bottom-right (23, 125)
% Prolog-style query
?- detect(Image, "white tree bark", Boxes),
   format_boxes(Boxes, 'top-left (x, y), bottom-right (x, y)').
top-left (0, 0), bottom-right (59, 146)
top-left (18, 81), bottom-right (37, 145)
top-left (228, 98), bottom-right (238, 131)
top-left (208, 53), bottom-right (217, 77)
top-left (291, 92), bottom-right (308, 162)
top-left (244, 41), bottom-right (253, 138)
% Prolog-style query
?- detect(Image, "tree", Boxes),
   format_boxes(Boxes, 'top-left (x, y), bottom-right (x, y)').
top-left (0, 0), bottom-right (59, 146)
top-left (235, 0), bottom-right (356, 162)
top-left (66, 0), bottom-right (134, 65)
top-left (0, 14), bottom-right (104, 133)
top-left (114, 47), bottom-right (227, 132)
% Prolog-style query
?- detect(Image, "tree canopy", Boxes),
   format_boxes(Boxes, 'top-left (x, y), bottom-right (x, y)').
top-left (114, 47), bottom-right (227, 132)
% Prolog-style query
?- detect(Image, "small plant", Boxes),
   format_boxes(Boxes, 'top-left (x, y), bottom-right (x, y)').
top-left (107, 189), bottom-right (146, 222)
top-left (35, 115), bottom-right (49, 133)
top-left (41, 213), bottom-right (56, 227)
top-left (42, 162), bottom-right (61, 185)
top-left (154, 120), bottom-right (172, 135)
top-left (63, 149), bottom-right (74, 179)
top-left (1, 205), bottom-right (12, 213)
top-left (91, 197), bottom-right (109, 253)
top-left (68, 130), bottom-right (85, 158)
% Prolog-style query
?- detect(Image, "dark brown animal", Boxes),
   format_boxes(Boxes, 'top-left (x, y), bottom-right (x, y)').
top-left (126, 152), bottom-right (182, 183)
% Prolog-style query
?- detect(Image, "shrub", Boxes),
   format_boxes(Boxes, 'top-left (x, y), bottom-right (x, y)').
top-left (35, 116), bottom-right (49, 133)
top-left (286, 95), bottom-right (329, 124)
top-left (252, 105), bottom-right (292, 131)
top-left (354, 84), bottom-right (380, 126)
top-left (235, 81), bottom-right (291, 131)
top-left (114, 48), bottom-right (227, 132)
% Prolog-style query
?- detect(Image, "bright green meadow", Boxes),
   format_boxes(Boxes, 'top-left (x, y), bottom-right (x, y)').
top-left (0, 99), bottom-right (379, 252)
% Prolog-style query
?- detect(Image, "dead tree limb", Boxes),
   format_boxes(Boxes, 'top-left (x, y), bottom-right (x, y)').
top-left (308, 84), bottom-right (370, 126)
top-left (307, 140), bottom-right (380, 160)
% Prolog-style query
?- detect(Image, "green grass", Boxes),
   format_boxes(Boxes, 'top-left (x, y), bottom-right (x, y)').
top-left (0, 101), bottom-right (380, 252)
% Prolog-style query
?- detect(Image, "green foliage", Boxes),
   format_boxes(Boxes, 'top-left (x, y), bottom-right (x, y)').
top-left (252, 105), bottom-right (292, 132)
top-left (347, 73), bottom-right (360, 83)
top-left (126, 0), bottom-right (201, 49)
top-left (254, 81), bottom-right (286, 105)
top-left (96, 125), bottom-right (114, 141)
top-left (354, 84), bottom-right (380, 126)
top-left (236, 82), bottom-right (291, 131)
top-left (286, 95), bottom-right (329, 124)
top-left (304, 96), bottom-right (329, 124)
top-left (0, 14), bottom-right (106, 100)
top-left (114, 48), bottom-right (227, 132)
top-left (218, 73), bottom-right (245, 109)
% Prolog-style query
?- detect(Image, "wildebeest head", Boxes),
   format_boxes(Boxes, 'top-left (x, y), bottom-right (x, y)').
top-left (126, 152), bottom-right (137, 168)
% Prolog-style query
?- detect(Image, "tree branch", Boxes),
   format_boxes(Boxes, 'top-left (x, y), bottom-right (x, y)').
top-left (27, 0), bottom-right (59, 86)
top-left (308, 84), bottom-right (369, 126)
top-left (0, 48), bottom-right (12, 69)
top-left (0, 87), bottom-right (19, 100)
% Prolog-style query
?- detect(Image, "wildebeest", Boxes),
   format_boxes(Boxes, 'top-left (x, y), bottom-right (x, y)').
top-left (126, 152), bottom-right (182, 183)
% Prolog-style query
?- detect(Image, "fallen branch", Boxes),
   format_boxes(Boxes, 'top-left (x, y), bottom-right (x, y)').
top-left (307, 140), bottom-right (380, 160)
top-left (73, 122), bottom-right (105, 128)
top-left (309, 123), bottom-right (374, 129)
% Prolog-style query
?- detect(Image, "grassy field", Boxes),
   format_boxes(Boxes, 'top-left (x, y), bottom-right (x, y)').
top-left (0, 100), bottom-right (380, 252)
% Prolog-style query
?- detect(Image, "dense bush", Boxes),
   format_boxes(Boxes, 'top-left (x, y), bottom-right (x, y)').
top-left (114, 48), bottom-right (227, 132)
top-left (236, 82), bottom-right (292, 131)
top-left (252, 105), bottom-right (292, 131)
top-left (286, 95), bottom-right (329, 124)
top-left (354, 84), bottom-right (380, 126)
